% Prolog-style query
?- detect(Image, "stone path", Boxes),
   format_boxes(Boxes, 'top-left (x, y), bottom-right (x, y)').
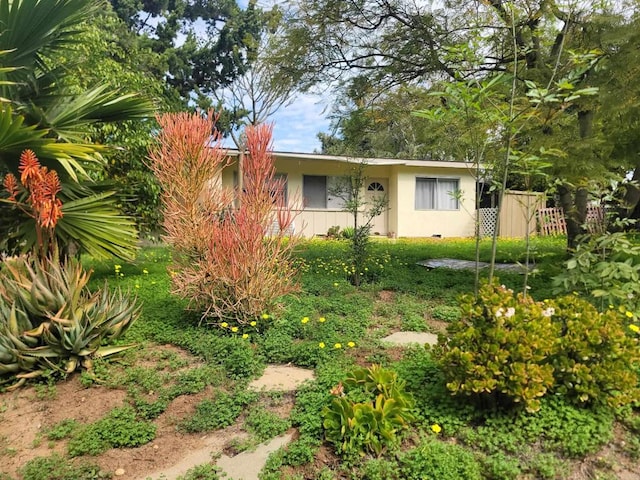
top-left (140, 365), bottom-right (314, 480)
top-left (417, 258), bottom-right (531, 273)
top-left (381, 331), bottom-right (439, 346)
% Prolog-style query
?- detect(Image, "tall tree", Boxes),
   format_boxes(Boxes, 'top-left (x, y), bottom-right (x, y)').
top-left (109, 0), bottom-right (266, 108)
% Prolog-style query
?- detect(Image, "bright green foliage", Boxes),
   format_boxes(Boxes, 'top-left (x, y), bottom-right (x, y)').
top-left (322, 365), bottom-right (415, 457)
top-left (179, 389), bottom-right (258, 433)
top-left (245, 406), bottom-right (291, 442)
top-left (398, 439), bottom-right (482, 480)
top-left (553, 232), bottom-right (640, 313)
top-left (437, 282), bottom-right (558, 412)
top-left (548, 295), bottom-right (640, 407)
top-left (67, 406), bottom-right (156, 456)
top-left (18, 453), bottom-right (103, 480)
top-left (0, 256), bottom-right (139, 389)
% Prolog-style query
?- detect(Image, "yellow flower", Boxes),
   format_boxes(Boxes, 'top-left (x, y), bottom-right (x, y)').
top-left (334, 343), bottom-right (342, 349)
top-left (301, 317), bottom-right (309, 324)
top-left (630, 324), bottom-right (640, 333)
top-left (319, 342), bottom-right (325, 349)
top-left (347, 341), bottom-right (355, 348)
top-left (431, 424), bottom-right (442, 434)
top-left (333, 282), bottom-right (339, 287)
top-left (220, 322), bottom-right (228, 328)
top-left (319, 317), bottom-right (326, 323)
top-left (143, 269), bottom-right (149, 274)
top-left (250, 321), bottom-right (257, 327)
top-left (231, 326), bottom-right (239, 333)
top-left (626, 311), bottom-right (634, 318)
top-left (242, 333), bottom-right (249, 339)
top-left (261, 313), bottom-right (270, 320)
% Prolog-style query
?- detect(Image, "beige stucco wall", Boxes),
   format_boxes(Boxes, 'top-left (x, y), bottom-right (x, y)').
top-left (221, 155), bottom-right (475, 238)
top-left (393, 166), bottom-right (476, 238)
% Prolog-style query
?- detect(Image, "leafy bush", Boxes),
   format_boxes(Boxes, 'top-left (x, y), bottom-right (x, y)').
top-left (548, 294), bottom-right (640, 407)
top-left (436, 282), bottom-right (558, 412)
top-left (180, 389), bottom-right (258, 433)
top-left (322, 364), bottom-right (415, 457)
top-left (68, 406), bottom-right (156, 456)
top-left (245, 406), bottom-right (291, 441)
top-left (431, 305), bottom-right (462, 322)
top-left (148, 113), bottom-right (300, 325)
top-left (19, 453), bottom-right (104, 480)
top-left (0, 256), bottom-right (139, 389)
top-left (398, 439), bottom-right (482, 480)
top-left (553, 232), bottom-right (640, 312)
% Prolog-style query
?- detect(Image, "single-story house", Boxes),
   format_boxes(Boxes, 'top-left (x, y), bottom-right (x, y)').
top-left (222, 151), bottom-right (476, 238)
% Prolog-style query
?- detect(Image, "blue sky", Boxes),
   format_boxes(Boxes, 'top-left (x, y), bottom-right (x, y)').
top-left (267, 93), bottom-right (332, 153)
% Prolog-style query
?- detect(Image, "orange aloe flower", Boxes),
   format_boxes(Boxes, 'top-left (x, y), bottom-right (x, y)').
top-left (3, 173), bottom-right (19, 201)
top-left (18, 149), bottom-right (42, 186)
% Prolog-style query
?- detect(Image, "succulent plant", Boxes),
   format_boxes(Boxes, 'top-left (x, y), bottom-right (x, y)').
top-left (0, 256), bottom-right (140, 389)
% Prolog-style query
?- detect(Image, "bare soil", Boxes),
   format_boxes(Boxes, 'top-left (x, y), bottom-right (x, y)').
top-left (0, 345), bottom-right (300, 480)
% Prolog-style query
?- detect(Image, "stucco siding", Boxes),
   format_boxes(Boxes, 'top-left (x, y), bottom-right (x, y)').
top-left (394, 166), bottom-right (476, 238)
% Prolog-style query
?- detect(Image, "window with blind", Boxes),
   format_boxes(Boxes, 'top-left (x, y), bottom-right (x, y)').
top-left (415, 178), bottom-right (459, 210)
top-left (303, 175), bottom-right (349, 209)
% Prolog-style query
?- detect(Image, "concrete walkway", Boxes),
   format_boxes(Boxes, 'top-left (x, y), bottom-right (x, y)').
top-left (216, 433), bottom-right (294, 480)
top-left (417, 258), bottom-right (531, 273)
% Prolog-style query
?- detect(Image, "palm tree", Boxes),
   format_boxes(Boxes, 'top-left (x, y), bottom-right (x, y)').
top-left (0, 0), bottom-right (155, 259)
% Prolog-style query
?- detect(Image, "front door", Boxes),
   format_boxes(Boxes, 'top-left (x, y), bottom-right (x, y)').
top-left (365, 178), bottom-right (388, 236)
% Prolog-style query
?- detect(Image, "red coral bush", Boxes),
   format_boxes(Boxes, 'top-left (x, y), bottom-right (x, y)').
top-left (148, 112), bottom-right (300, 325)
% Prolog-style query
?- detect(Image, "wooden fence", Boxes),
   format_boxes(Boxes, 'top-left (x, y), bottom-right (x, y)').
top-left (537, 205), bottom-right (605, 236)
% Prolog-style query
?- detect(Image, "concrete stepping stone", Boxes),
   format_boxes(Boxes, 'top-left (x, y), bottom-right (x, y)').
top-left (248, 365), bottom-right (315, 392)
top-left (216, 433), bottom-right (294, 480)
top-left (381, 331), bottom-right (439, 346)
top-left (417, 258), bottom-right (530, 273)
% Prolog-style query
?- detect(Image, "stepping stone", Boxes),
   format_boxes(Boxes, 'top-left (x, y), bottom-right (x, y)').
top-left (381, 331), bottom-right (439, 346)
top-left (417, 258), bottom-right (530, 273)
top-left (248, 365), bottom-right (314, 392)
top-left (216, 433), bottom-right (294, 480)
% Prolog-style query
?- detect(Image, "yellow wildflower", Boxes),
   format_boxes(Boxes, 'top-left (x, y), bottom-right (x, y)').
top-left (220, 322), bottom-right (228, 328)
top-left (334, 343), bottom-right (342, 349)
top-left (626, 311), bottom-right (634, 318)
top-left (250, 321), bottom-right (257, 327)
top-left (261, 313), bottom-right (270, 319)
top-left (319, 342), bottom-right (325, 349)
top-left (630, 324), bottom-right (640, 333)
top-left (319, 317), bottom-right (326, 323)
top-left (301, 317), bottom-right (309, 324)
top-left (231, 326), bottom-right (239, 333)
top-left (242, 333), bottom-right (249, 339)
top-left (431, 424), bottom-right (442, 434)
top-left (347, 341), bottom-right (355, 348)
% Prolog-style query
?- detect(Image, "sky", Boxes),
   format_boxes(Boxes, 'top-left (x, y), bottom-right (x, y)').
top-left (235, 0), bottom-right (332, 153)
top-left (267, 93), bottom-right (332, 153)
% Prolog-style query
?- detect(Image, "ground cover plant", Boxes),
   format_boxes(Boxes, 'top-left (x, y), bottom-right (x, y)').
top-left (0, 236), bottom-right (639, 480)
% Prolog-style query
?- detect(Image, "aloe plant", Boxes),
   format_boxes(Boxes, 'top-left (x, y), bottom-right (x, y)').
top-left (0, 255), bottom-right (140, 389)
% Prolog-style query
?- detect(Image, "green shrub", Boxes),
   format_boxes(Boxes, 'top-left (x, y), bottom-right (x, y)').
top-left (398, 439), bottom-right (482, 480)
top-left (431, 305), bottom-right (462, 322)
top-left (548, 295), bottom-right (640, 407)
top-left (180, 389), bottom-right (258, 433)
top-left (19, 454), bottom-right (104, 480)
top-left (552, 232), bottom-right (640, 312)
top-left (436, 282), bottom-right (558, 412)
top-left (245, 406), bottom-right (291, 441)
top-left (481, 452), bottom-right (521, 480)
top-left (68, 406), bottom-right (156, 456)
top-left (322, 364), bottom-right (415, 457)
top-left (46, 419), bottom-right (80, 441)
top-left (360, 458), bottom-right (400, 480)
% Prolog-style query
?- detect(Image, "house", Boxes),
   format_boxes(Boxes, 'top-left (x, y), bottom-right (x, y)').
top-left (222, 151), bottom-right (477, 238)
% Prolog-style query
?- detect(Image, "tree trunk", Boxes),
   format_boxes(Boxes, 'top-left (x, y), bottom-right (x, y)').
top-left (558, 183), bottom-right (587, 250)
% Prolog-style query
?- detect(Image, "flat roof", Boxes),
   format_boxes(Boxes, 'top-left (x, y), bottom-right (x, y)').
top-left (226, 149), bottom-right (472, 169)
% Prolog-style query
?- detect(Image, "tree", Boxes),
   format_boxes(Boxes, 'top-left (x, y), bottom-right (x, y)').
top-left (0, 0), bottom-right (155, 259)
top-left (329, 161), bottom-right (389, 287)
top-left (109, 0), bottom-right (266, 109)
top-left (276, 0), bottom-right (640, 249)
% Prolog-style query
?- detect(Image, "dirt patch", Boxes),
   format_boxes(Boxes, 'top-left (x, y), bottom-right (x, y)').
top-left (249, 365), bottom-right (315, 392)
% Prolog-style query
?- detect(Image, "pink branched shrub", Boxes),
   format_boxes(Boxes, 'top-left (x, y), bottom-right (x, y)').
top-left (148, 112), bottom-right (300, 325)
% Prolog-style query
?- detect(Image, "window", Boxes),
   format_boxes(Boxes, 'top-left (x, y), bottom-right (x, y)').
top-left (415, 178), bottom-right (459, 210)
top-left (367, 182), bottom-right (385, 192)
top-left (270, 173), bottom-right (288, 204)
top-left (303, 175), bottom-right (348, 209)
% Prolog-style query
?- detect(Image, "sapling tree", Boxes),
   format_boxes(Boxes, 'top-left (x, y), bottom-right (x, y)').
top-left (330, 161), bottom-right (388, 287)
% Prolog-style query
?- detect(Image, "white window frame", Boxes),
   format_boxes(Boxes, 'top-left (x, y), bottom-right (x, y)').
top-left (415, 177), bottom-right (460, 211)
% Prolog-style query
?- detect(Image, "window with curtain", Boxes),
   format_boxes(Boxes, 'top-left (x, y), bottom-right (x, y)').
top-left (415, 178), bottom-right (459, 210)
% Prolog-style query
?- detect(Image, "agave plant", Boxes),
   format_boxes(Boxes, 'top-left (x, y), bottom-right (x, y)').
top-left (0, 255), bottom-right (140, 389)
